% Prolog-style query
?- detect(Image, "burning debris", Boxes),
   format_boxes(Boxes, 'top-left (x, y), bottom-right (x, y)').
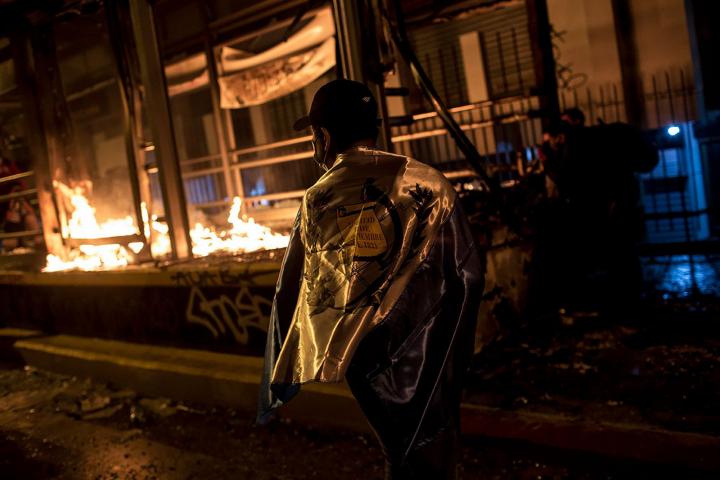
top-left (44, 182), bottom-right (140, 272)
top-left (188, 197), bottom-right (289, 257)
top-left (43, 183), bottom-right (289, 272)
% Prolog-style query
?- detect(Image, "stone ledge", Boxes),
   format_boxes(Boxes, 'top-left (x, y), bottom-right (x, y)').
top-left (12, 333), bottom-right (720, 472)
top-left (14, 334), bottom-right (366, 431)
top-left (0, 328), bottom-right (44, 363)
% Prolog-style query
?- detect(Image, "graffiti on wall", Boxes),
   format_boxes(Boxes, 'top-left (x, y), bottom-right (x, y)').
top-left (171, 267), bottom-right (275, 345)
top-left (185, 286), bottom-right (272, 344)
top-left (169, 267), bottom-right (271, 288)
top-left (550, 24), bottom-right (588, 91)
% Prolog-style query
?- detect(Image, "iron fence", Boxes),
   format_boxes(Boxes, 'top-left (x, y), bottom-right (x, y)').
top-left (396, 50), bottom-right (704, 245)
top-left (0, 170), bottom-right (43, 254)
top-left (172, 69), bottom-right (704, 249)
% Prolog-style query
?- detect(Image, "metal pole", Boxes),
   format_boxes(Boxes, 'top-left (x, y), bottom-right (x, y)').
top-left (526, 0), bottom-right (560, 125)
top-left (332, 0), bottom-right (364, 82)
top-left (611, 0), bottom-right (646, 128)
top-left (10, 31), bottom-right (65, 259)
top-left (385, 0), bottom-right (497, 192)
top-left (106, 0), bottom-right (152, 262)
top-left (205, 40), bottom-right (235, 201)
top-left (129, 0), bottom-right (192, 259)
top-left (332, 0), bottom-right (391, 151)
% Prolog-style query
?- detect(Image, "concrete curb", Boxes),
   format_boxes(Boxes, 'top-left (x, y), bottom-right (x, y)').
top-left (12, 333), bottom-right (720, 472)
top-left (13, 333), bottom-right (369, 432)
top-left (0, 327), bottom-right (43, 363)
top-left (462, 404), bottom-right (720, 472)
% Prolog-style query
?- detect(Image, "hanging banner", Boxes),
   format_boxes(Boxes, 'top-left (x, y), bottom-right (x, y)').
top-left (219, 37), bottom-right (335, 108)
top-left (218, 7), bottom-right (336, 108)
top-left (220, 8), bottom-right (334, 73)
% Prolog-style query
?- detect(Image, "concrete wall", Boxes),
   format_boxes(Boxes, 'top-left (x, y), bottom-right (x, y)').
top-left (630, 0), bottom-right (693, 88)
top-left (547, 0), bottom-right (622, 89)
top-left (547, 0), bottom-right (693, 90)
top-left (0, 264), bottom-right (281, 357)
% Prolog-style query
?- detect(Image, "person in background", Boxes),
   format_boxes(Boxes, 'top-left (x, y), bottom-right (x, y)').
top-left (258, 79), bottom-right (485, 479)
top-left (535, 112), bottom-right (655, 313)
top-left (0, 148), bottom-right (21, 220)
top-left (0, 142), bottom-right (40, 252)
top-left (560, 107), bottom-right (586, 127)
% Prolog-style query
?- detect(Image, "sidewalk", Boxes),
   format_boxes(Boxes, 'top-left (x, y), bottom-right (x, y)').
top-left (466, 310), bottom-right (720, 436)
top-left (5, 329), bottom-right (719, 473)
top-left (3, 364), bottom-right (707, 480)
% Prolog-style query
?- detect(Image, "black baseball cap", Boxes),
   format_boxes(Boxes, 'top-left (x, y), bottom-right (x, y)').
top-left (293, 79), bottom-right (379, 132)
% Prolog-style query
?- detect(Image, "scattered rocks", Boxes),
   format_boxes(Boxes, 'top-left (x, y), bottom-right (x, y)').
top-left (52, 392), bottom-right (81, 417)
top-left (571, 362), bottom-right (595, 374)
top-left (119, 429), bottom-right (143, 444)
top-left (81, 395), bottom-right (111, 414)
top-left (469, 306), bottom-right (720, 434)
top-left (175, 404), bottom-right (206, 415)
top-left (109, 389), bottom-right (136, 401)
top-left (82, 404), bottom-right (123, 421)
top-left (129, 405), bottom-right (147, 426)
top-left (138, 398), bottom-right (176, 418)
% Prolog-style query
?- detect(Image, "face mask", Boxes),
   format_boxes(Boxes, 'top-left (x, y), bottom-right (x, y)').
top-left (312, 129), bottom-right (332, 172)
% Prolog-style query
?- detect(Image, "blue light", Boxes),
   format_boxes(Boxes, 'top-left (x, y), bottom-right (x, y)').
top-left (667, 125), bottom-right (680, 136)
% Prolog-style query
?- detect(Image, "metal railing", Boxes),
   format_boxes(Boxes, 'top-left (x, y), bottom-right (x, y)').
top-left (391, 96), bottom-right (542, 176)
top-left (157, 2), bottom-right (703, 249)
top-left (0, 170), bottom-right (43, 250)
top-left (169, 127), bottom-right (314, 225)
top-left (166, 67), bottom-right (703, 248)
top-left (556, 72), bottom-right (705, 247)
top-left (557, 70), bottom-right (696, 128)
top-left (392, 55), bottom-right (705, 247)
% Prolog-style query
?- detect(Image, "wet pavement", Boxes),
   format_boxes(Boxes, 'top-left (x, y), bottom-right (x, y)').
top-left (468, 307), bottom-right (720, 436)
top-left (643, 254), bottom-right (720, 299)
top-left (0, 363), bottom-right (713, 479)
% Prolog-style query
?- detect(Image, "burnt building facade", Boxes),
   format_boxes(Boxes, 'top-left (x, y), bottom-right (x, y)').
top-left (0, 0), bottom-right (716, 352)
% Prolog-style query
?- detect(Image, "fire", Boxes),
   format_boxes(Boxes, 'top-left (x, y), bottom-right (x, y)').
top-left (141, 202), bottom-right (172, 259)
top-left (44, 244), bottom-right (135, 272)
top-left (44, 182), bottom-right (139, 272)
top-left (61, 185), bottom-right (136, 239)
top-left (43, 183), bottom-right (289, 272)
top-left (189, 197), bottom-right (289, 256)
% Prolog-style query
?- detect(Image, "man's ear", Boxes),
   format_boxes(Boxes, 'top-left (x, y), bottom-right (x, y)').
top-left (319, 127), bottom-right (333, 159)
top-left (319, 127), bottom-right (331, 145)
top-left (317, 127), bottom-right (333, 166)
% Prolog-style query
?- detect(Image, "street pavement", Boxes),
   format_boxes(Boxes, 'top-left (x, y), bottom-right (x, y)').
top-left (0, 363), bottom-right (712, 479)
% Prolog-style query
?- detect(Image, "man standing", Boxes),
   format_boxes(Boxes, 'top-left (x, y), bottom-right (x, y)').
top-left (537, 116), bottom-right (654, 311)
top-left (258, 79), bottom-right (484, 479)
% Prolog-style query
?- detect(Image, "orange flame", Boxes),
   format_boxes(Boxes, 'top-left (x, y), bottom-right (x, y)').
top-left (189, 197), bottom-right (289, 256)
top-left (43, 183), bottom-right (289, 271)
